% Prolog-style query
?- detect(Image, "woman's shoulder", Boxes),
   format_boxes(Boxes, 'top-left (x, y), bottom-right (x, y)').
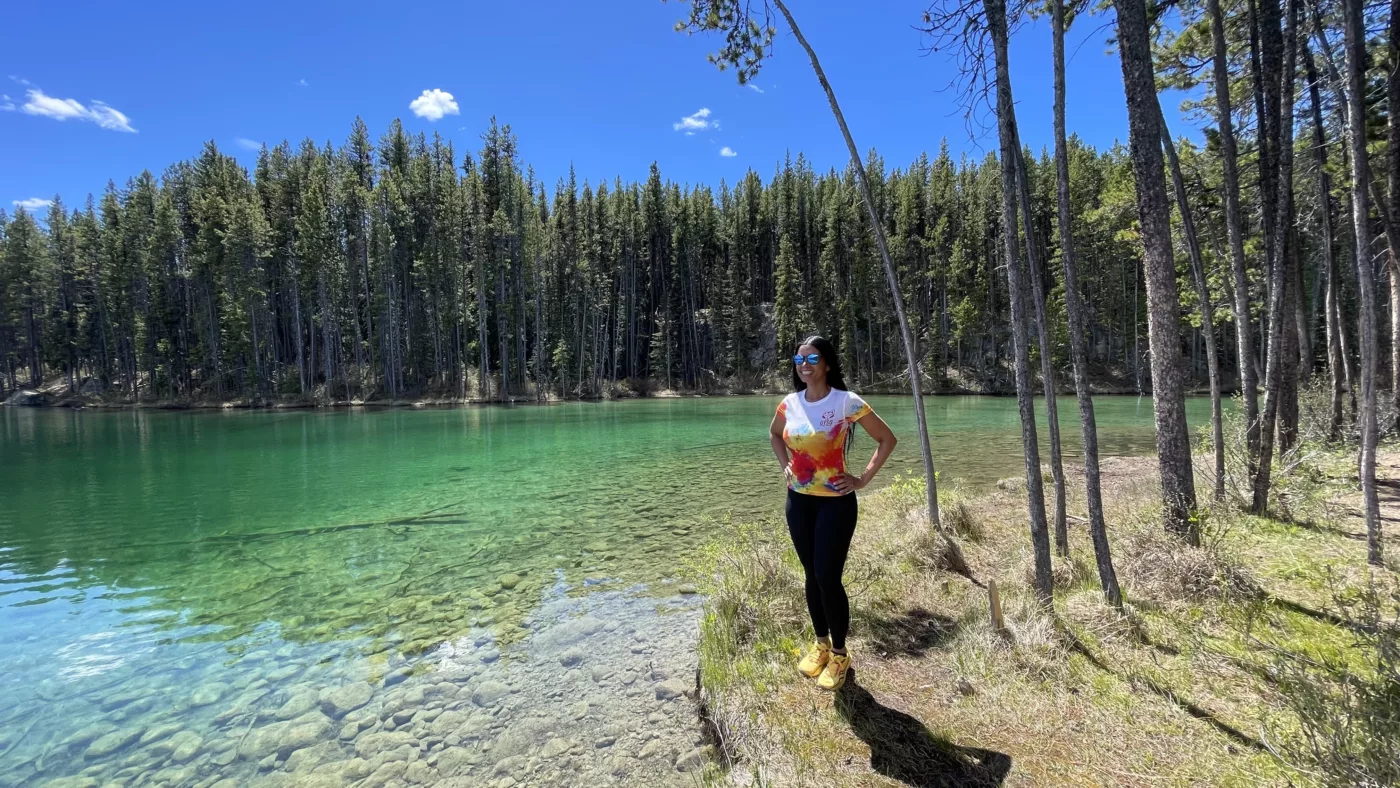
top-left (843, 389), bottom-right (872, 417)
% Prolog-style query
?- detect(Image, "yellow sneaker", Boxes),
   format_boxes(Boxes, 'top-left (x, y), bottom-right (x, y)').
top-left (817, 651), bottom-right (851, 691)
top-left (797, 640), bottom-right (831, 677)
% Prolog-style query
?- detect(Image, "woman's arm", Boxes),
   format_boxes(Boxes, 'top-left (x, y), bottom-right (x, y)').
top-left (833, 412), bottom-right (897, 493)
top-left (770, 410), bottom-right (792, 482)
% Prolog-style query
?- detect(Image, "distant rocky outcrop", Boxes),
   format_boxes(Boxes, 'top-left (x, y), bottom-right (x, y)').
top-left (4, 390), bottom-right (47, 407)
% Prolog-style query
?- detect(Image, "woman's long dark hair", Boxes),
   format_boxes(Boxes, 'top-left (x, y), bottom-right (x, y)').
top-left (791, 335), bottom-right (849, 392)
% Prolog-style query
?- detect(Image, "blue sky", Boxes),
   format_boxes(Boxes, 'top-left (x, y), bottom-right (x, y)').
top-left (1, 0), bottom-right (1195, 214)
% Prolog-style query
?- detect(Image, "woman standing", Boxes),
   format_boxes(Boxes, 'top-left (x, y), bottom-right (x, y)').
top-left (769, 336), bottom-right (898, 691)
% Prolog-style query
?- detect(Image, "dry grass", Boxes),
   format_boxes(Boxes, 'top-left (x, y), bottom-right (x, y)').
top-left (691, 440), bottom-right (1399, 787)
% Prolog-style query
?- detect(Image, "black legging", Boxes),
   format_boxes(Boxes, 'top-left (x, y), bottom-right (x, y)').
top-left (785, 489), bottom-right (858, 650)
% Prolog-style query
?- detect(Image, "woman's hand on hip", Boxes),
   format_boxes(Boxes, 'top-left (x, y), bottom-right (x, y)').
top-left (832, 473), bottom-right (865, 494)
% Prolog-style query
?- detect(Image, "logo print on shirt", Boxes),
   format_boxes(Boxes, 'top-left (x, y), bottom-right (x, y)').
top-left (820, 409), bottom-right (836, 428)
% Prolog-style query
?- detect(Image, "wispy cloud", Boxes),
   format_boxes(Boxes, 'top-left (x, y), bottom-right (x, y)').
top-left (409, 89), bottom-right (460, 121)
top-left (297, 78), bottom-right (309, 87)
top-left (13, 197), bottom-right (53, 212)
top-left (8, 75), bottom-right (32, 87)
top-left (235, 138), bottom-right (262, 151)
top-left (720, 146), bottom-right (738, 158)
top-left (747, 83), bottom-right (764, 94)
top-left (0, 94), bottom-right (12, 111)
top-left (20, 88), bottom-right (136, 132)
top-left (673, 107), bottom-right (713, 135)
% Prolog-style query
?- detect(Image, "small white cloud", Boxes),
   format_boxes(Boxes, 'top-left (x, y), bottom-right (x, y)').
top-left (85, 101), bottom-right (135, 132)
top-left (0, 94), bottom-right (12, 111)
top-left (673, 107), bottom-right (713, 133)
top-left (720, 147), bottom-right (738, 158)
top-left (8, 75), bottom-right (32, 87)
top-left (297, 78), bottom-right (309, 87)
top-left (235, 138), bottom-right (261, 151)
top-left (13, 197), bottom-right (53, 212)
top-left (409, 89), bottom-right (460, 121)
top-left (20, 88), bottom-right (136, 132)
top-left (747, 84), bottom-right (764, 93)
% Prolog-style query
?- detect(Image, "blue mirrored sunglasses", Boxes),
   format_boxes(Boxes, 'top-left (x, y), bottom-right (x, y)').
top-left (793, 354), bottom-right (822, 366)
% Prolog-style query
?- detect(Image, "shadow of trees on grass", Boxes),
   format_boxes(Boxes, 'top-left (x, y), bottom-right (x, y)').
top-left (862, 607), bottom-right (960, 658)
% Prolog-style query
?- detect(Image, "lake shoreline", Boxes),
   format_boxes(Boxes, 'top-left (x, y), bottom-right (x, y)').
top-left (4, 382), bottom-right (1226, 411)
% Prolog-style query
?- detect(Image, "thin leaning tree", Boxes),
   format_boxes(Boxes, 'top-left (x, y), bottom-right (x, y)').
top-left (1052, 0), bottom-right (1122, 606)
top-left (1156, 102), bottom-right (1226, 503)
top-left (1340, 0), bottom-right (1382, 566)
top-left (986, 0), bottom-right (1054, 601)
top-left (672, 0), bottom-right (969, 574)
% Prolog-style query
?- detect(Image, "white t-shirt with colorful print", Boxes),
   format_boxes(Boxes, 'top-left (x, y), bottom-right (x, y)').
top-left (777, 388), bottom-right (874, 497)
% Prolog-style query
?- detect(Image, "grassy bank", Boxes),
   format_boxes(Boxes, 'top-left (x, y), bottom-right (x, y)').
top-left (691, 436), bottom-right (1399, 786)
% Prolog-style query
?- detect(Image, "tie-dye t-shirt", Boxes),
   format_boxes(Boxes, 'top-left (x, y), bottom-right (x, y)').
top-left (778, 389), bottom-right (874, 497)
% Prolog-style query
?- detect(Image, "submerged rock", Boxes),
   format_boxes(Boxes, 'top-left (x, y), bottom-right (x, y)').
top-left (237, 713), bottom-right (333, 761)
top-left (167, 731), bottom-right (202, 763)
top-left (352, 730), bottom-right (415, 759)
top-left (540, 737), bottom-right (572, 759)
top-left (84, 728), bottom-right (143, 759)
top-left (274, 690), bottom-right (320, 720)
top-left (320, 682), bottom-right (373, 718)
top-left (189, 682), bottom-right (228, 707)
top-left (539, 615), bottom-right (605, 648)
top-left (470, 680), bottom-right (511, 708)
top-left (63, 722), bottom-right (118, 748)
top-left (137, 723), bottom-right (180, 747)
top-left (674, 745), bottom-right (714, 773)
top-left (654, 679), bottom-right (689, 701)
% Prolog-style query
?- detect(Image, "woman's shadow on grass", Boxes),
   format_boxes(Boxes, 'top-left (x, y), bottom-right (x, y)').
top-left (835, 670), bottom-right (1012, 788)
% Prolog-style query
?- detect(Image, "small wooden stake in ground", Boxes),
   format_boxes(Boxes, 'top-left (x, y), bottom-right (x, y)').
top-left (989, 579), bottom-right (1006, 633)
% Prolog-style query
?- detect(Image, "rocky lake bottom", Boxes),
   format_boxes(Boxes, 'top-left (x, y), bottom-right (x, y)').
top-left (5, 576), bottom-right (710, 788)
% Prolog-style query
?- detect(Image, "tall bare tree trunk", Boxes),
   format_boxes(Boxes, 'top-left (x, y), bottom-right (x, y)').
top-left (1209, 0), bottom-right (1262, 481)
top-left (1115, 0), bottom-right (1200, 542)
top-left (1257, 0), bottom-right (1285, 324)
top-left (1307, 38), bottom-right (1345, 441)
top-left (987, 0), bottom-right (1054, 601)
top-left (1307, 0), bottom-right (1359, 427)
top-left (1387, 0), bottom-right (1400, 434)
top-left (1252, 0), bottom-right (1299, 513)
top-left (1158, 106), bottom-right (1226, 502)
top-left (1053, 0), bottom-right (1122, 607)
top-left (1012, 144), bottom-right (1068, 555)
top-left (1341, 0), bottom-right (1383, 565)
top-left (772, 0), bottom-right (968, 575)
